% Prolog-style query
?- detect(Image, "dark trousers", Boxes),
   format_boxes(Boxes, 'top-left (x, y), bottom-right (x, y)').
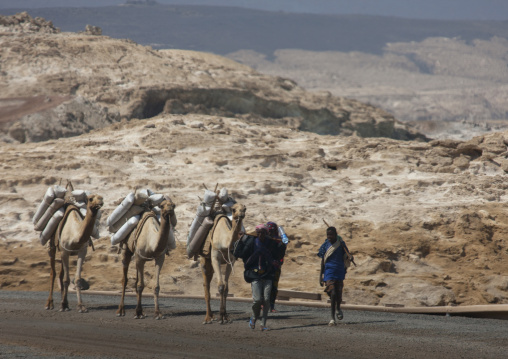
top-left (270, 267), bottom-right (281, 308)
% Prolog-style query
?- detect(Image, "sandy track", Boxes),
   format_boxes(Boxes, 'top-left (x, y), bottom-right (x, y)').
top-left (0, 291), bottom-right (506, 359)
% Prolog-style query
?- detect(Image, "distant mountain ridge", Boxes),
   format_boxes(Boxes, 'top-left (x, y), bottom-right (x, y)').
top-left (1, 0), bottom-right (508, 20)
top-left (2, 4), bottom-right (508, 55)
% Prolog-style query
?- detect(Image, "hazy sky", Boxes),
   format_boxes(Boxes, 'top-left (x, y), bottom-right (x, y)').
top-left (1, 0), bottom-right (507, 20)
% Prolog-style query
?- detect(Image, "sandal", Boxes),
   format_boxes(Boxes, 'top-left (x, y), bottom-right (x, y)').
top-left (249, 317), bottom-right (255, 330)
top-left (261, 326), bottom-right (270, 331)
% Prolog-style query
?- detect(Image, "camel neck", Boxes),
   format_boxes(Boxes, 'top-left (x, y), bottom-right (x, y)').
top-left (154, 214), bottom-right (171, 254)
top-left (71, 206), bottom-right (98, 248)
top-left (227, 216), bottom-right (243, 249)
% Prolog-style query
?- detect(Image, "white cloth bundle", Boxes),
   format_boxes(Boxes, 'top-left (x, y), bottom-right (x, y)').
top-left (39, 208), bottom-right (65, 245)
top-left (108, 189), bottom-right (171, 246)
top-left (34, 185), bottom-right (101, 245)
top-left (106, 192), bottom-right (135, 228)
top-left (110, 214), bottom-right (141, 245)
top-left (186, 216), bottom-right (214, 258)
top-left (32, 186), bottom-right (55, 225)
top-left (34, 198), bottom-right (65, 231)
top-left (108, 205), bottom-right (145, 233)
top-left (186, 189), bottom-right (216, 244)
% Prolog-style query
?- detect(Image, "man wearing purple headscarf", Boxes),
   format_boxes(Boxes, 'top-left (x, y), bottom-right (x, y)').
top-left (238, 223), bottom-right (286, 331)
top-left (266, 221), bottom-right (286, 312)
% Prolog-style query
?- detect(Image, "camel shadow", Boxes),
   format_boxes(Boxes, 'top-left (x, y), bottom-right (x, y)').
top-left (165, 309), bottom-right (245, 318)
top-left (91, 304), bottom-right (126, 311)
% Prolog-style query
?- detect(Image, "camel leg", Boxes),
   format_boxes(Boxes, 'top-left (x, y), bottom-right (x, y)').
top-left (211, 252), bottom-right (226, 324)
top-left (153, 254), bottom-right (165, 320)
top-left (75, 246), bottom-right (88, 313)
top-left (134, 257), bottom-right (146, 319)
top-left (45, 242), bottom-right (56, 310)
top-left (200, 256), bottom-right (214, 324)
top-left (221, 257), bottom-right (235, 324)
top-left (60, 251), bottom-right (71, 312)
top-left (116, 248), bottom-right (133, 317)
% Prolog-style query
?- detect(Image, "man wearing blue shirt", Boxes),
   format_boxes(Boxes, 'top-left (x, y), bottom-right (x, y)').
top-left (317, 226), bottom-right (352, 325)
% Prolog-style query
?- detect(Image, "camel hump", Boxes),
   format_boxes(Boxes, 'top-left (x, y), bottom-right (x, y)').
top-left (134, 211), bottom-right (158, 240)
top-left (200, 215), bottom-right (232, 257)
top-left (54, 204), bottom-right (82, 246)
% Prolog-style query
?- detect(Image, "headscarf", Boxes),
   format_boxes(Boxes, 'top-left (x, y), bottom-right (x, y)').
top-left (266, 221), bottom-right (280, 238)
top-left (255, 223), bottom-right (268, 233)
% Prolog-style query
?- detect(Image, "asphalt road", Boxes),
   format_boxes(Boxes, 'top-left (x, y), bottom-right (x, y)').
top-left (0, 291), bottom-right (506, 358)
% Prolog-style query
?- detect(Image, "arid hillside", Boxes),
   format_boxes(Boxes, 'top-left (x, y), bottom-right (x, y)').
top-left (3, 3), bottom-right (508, 137)
top-left (0, 13), bottom-right (507, 308)
top-left (0, 12), bottom-right (423, 144)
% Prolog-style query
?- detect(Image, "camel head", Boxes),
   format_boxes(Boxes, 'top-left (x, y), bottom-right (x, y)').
top-left (160, 198), bottom-right (176, 220)
top-left (231, 203), bottom-right (246, 222)
top-left (86, 194), bottom-right (104, 213)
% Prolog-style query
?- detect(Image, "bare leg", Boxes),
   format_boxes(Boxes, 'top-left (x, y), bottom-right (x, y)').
top-left (60, 251), bottom-right (71, 312)
top-left (153, 254), bottom-right (165, 320)
top-left (328, 281), bottom-right (344, 325)
top-left (117, 249), bottom-right (133, 316)
top-left (134, 257), bottom-right (146, 319)
top-left (75, 246), bottom-right (88, 313)
top-left (336, 281), bottom-right (344, 320)
top-left (45, 242), bottom-right (56, 310)
top-left (200, 257), bottom-right (214, 324)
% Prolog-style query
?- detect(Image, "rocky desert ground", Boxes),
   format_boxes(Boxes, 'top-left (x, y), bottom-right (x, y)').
top-left (1, 13), bottom-right (507, 308)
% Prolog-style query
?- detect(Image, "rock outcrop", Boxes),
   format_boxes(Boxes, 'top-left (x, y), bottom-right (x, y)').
top-left (0, 13), bottom-right (426, 143)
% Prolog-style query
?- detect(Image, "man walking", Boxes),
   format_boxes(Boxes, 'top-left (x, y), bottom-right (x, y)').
top-left (317, 226), bottom-right (353, 325)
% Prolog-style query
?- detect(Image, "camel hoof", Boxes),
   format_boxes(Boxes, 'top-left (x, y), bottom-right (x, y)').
top-left (78, 308), bottom-right (88, 313)
top-left (155, 315), bottom-right (165, 320)
top-left (116, 312), bottom-right (125, 317)
top-left (202, 320), bottom-right (213, 325)
top-left (59, 307), bottom-right (70, 312)
top-left (134, 314), bottom-right (146, 319)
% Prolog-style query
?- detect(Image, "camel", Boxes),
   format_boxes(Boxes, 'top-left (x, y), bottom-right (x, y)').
top-left (45, 193), bottom-right (104, 312)
top-left (116, 197), bottom-right (177, 319)
top-left (200, 202), bottom-right (246, 324)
